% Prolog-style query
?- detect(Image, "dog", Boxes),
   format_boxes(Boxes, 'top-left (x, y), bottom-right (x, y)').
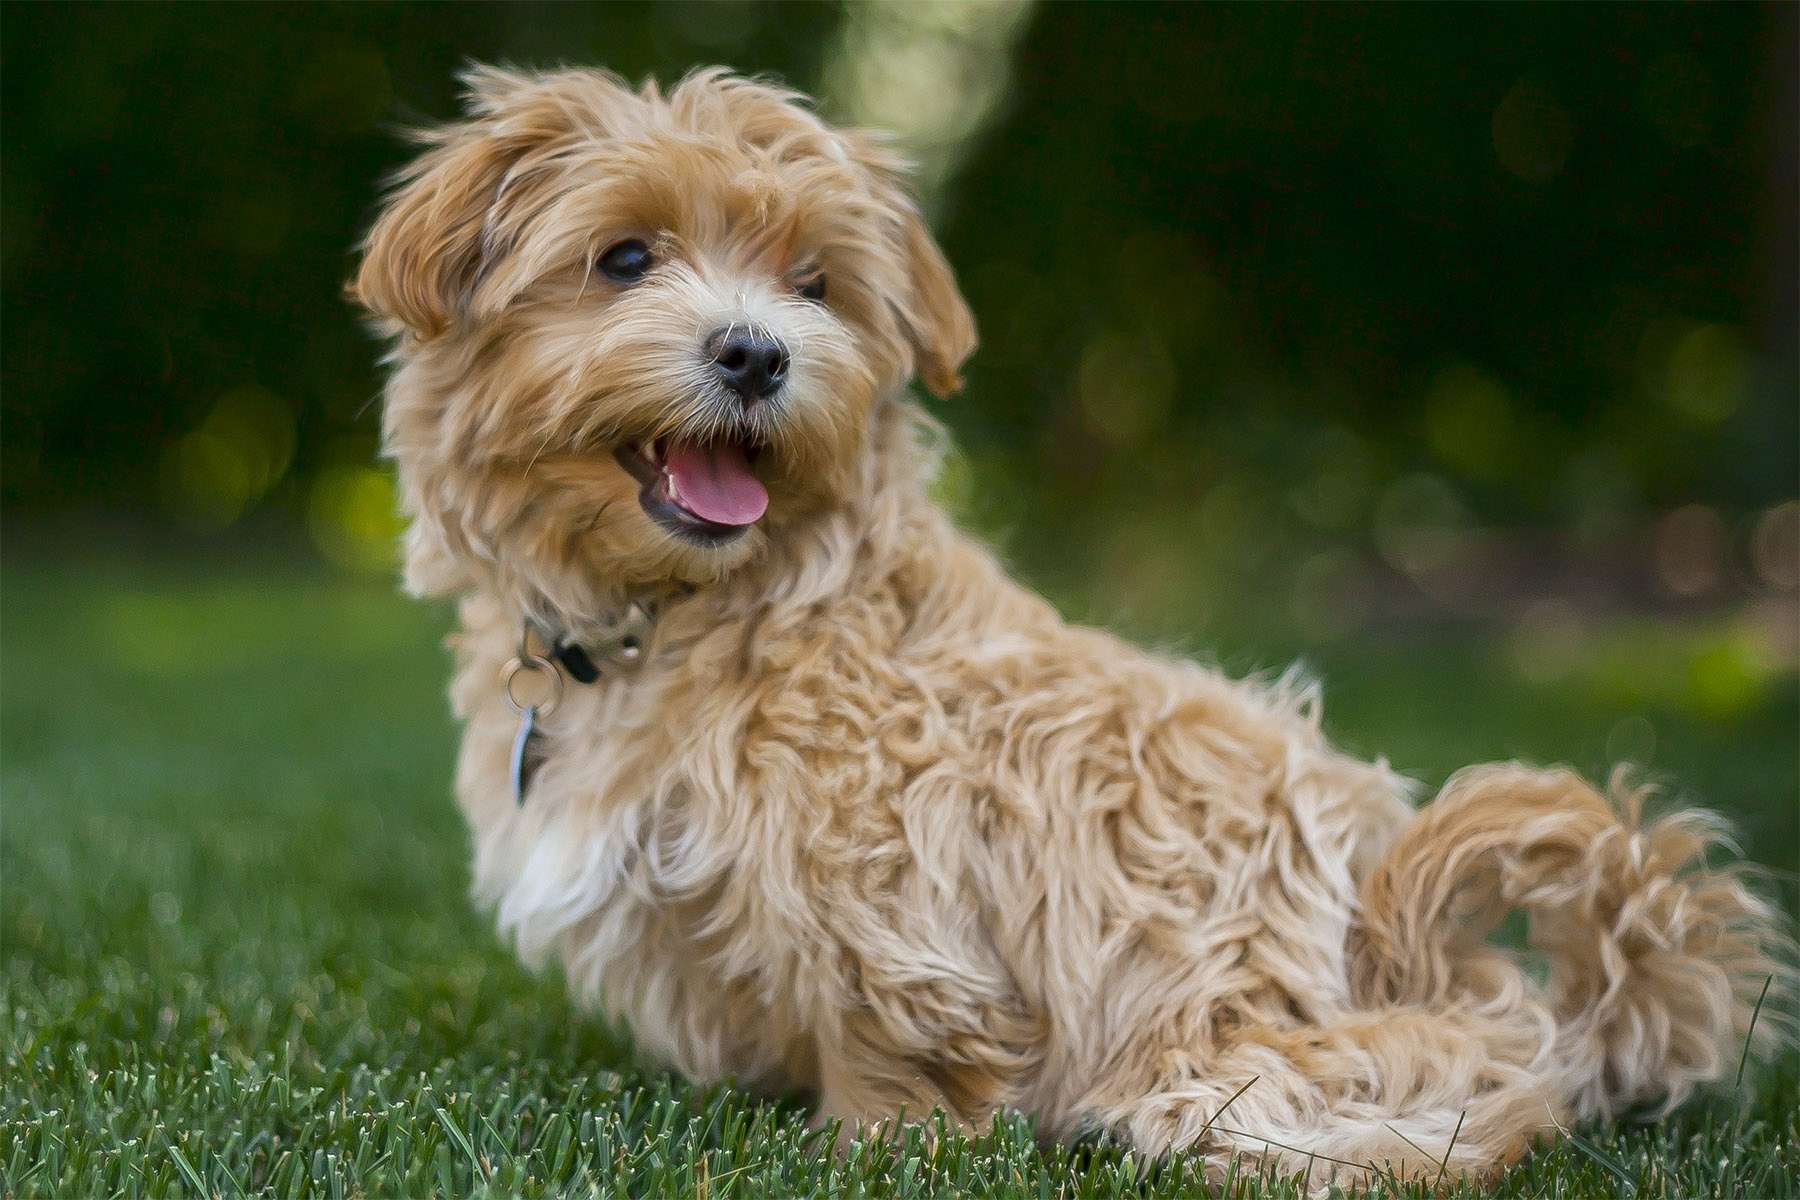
top-left (353, 65), bottom-right (1789, 1186)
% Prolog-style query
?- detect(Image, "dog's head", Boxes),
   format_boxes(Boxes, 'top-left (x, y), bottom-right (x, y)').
top-left (354, 66), bottom-right (974, 607)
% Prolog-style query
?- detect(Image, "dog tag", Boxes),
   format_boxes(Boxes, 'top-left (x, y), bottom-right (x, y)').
top-left (510, 704), bottom-right (541, 807)
top-left (501, 653), bottom-right (562, 808)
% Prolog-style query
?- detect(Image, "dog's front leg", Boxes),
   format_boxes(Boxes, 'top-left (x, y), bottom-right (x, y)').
top-left (809, 1018), bottom-right (982, 1148)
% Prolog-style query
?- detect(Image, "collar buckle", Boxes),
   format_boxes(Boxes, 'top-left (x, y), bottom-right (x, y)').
top-left (588, 601), bottom-right (654, 670)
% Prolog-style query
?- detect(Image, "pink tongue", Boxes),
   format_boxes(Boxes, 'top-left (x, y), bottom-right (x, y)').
top-left (664, 442), bottom-right (768, 526)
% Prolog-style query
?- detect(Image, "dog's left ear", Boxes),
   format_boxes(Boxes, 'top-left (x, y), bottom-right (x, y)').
top-left (894, 207), bottom-right (977, 398)
top-left (848, 134), bottom-right (977, 398)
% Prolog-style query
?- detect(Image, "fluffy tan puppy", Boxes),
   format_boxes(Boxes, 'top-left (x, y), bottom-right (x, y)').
top-left (355, 65), bottom-right (1789, 1187)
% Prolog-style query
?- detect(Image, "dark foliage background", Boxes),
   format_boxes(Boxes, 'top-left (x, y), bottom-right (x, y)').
top-left (4, 1), bottom-right (1796, 653)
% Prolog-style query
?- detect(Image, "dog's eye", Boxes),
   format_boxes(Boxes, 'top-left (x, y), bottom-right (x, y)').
top-left (795, 273), bottom-right (826, 303)
top-left (598, 239), bottom-right (655, 283)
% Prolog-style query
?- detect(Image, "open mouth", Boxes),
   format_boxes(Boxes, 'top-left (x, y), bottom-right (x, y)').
top-left (613, 436), bottom-right (769, 546)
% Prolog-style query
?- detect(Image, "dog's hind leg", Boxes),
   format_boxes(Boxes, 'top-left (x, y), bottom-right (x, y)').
top-left (1089, 764), bottom-right (1789, 1189)
top-left (1092, 1003), bottom-right (1561, 1190)
top-left (1353, 763), bottom-right (1791, 1122)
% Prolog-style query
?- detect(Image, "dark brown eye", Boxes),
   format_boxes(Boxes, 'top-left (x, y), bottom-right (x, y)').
top-left (598, 239), bottom-right (654, 283)
top-left (795, 273), bottom-right (826, 303)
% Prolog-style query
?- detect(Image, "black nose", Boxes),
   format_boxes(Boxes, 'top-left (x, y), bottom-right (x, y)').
top-left (706, 327), bottom-right (789, 403)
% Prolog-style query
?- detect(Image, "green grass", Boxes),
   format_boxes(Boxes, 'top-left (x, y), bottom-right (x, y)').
top-left (4, 538), bottom-right (1796, 1198)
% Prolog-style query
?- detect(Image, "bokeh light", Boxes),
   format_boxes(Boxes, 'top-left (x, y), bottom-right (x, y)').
top-left (1422, 363), bottom-right (1516, 481)
top-left (1750, 500), bottom-right (1800, 592)
top-left (1507, 598), bottom-right (1586, 686)
top-left (1687, 624), bottom-right (1772, 719)
top-left (1492, 79), bottom-right (1575, 183)
top-left (306, 465), bottom-right (403, 574)
top-left (1660, 323), bottom-right (1749, 425)
top-left (1652, 504), bottom-right (1727, 598)
top-left (1372, 474), bottom-right (1472, 580)
top-left (1076, 330), bottom-right (1175, 447)
top-left (158, 386), bottom-right (295, 530)
top-left (823, 0), bottom-right (1034, 201)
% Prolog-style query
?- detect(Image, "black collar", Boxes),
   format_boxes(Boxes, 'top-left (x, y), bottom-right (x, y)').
top-left (529, 599), bottom-right (659, 687)
top-left (550, 638), bottom-right (602, 684)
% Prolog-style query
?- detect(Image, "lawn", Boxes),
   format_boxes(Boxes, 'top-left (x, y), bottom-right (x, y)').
top-left (3, 535), bottom-right (1795, 1198)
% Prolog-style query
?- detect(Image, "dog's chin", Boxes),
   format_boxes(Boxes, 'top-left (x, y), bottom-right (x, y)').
top-left (612, 437), bottom-right (767, 551)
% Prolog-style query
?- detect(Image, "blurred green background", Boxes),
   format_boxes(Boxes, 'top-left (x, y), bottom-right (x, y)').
top-left (3, 2), bottom-right (1796, 811)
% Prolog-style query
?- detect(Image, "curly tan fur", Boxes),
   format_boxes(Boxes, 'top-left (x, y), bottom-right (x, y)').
top-left (355, 65), bottom-right (1793, 1190)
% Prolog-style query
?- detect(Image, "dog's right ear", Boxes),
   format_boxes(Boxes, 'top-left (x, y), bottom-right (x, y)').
top-left (892, 206), bottom-right (977, 399)
top-left (350, 66), bottom-right (565, 339)
top-left (838, 131), bottom-right (978, 399)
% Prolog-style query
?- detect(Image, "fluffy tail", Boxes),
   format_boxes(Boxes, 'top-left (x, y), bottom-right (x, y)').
top-left (1355, 763), bottom-right (1792, 1121)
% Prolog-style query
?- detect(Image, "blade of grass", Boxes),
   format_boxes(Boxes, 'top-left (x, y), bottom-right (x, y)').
top-left (1721, 975), bottom-right (1779, 1200)
top-left (1734, 975), bottom-right (1774, 1091)
top-left (1207, 1124), bottom-right (1378, 1174)
top-left (1543, 1103), bottom-right (1635, 1196)
top-left (166, 1139), bottom-right (206, 1194)
top-left (1435, 1110), bottom-right (1467, 1188)
top-left (434, 1106), bottom-right (489, 1183)
top-left (1563, 1130), bottom-right (1636, 1195)
top-left (1197, 1076), bottom-right (1259, 1141)
top-left (1383, 1121), bottom-right (1436, 1166)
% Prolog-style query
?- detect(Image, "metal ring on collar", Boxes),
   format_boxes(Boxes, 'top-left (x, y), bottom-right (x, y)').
top-left (501, 654), bottom-right (563, 717)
